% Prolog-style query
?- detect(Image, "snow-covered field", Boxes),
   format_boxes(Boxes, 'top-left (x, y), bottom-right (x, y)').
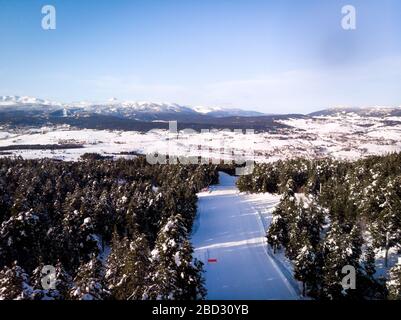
top-left (1, 113), bottom-right (401, 162)
top-left (191, 173), bottom-right (300, 300)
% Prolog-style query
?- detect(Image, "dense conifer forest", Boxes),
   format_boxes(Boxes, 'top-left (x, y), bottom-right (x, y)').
top-left (238, 153), bottom-right (401, 299)
top-left (0, 157), bottom-right (218, 300)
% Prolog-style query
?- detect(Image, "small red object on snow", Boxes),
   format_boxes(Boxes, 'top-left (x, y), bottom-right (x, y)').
top-left (208, 258), bottom-right (218, 263)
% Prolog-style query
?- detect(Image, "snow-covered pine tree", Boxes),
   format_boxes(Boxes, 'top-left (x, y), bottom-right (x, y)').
top-left (387, 258), bottom-right (401, 300)
top-left (144, 214), bottom-right (205, 300)
top-left (69, 255), bottom-right (109, 300)
top-left (267, 179), bottom-right (297, 253)
top-left (305, 162), bottom-right (322, 195)
top-left (286, 195), bottom-right (325, 298)
top-left (369, 176), bottom-right (401, 267)
top-left (93, 189), bottom-right (115, 244)
top-left (0, 209), bottom-right (43, 272)
top-left (236, 174), bottom-right (253, 192)
top-left (0, 261), bottom-right (33, 300)
top-left (267, 205), bottom-right (289, 253)
top-left (321, 221), bottom-right (363, 299)
top-left (62, 207), bottom-right (100, 266)
top-left (30, 262), bottom-right (73, 300)
top-left (173, 239), bottom-right (206, 300)
top-left (306, 195), bottom-right (325, 248)
top-left (287, 200), bottom-right (308, 260)
top-left (0, 176), bottom-right (9, 223)
top-left (364, 245), bottom-right (376, 279)
top-left (321, 226), bottom-right (346, 299)
top-left (293, 235), bottom-right (320, 297)
top-left (105, 228), bottom-right (150, 300)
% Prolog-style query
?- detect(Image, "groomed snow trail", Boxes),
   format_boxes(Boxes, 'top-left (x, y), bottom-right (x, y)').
top-left (191, 172), bottom-right (299, 300)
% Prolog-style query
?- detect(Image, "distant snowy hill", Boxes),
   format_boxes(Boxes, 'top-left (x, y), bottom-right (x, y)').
top-left (0, 96), bottom-right (47, 105)
top-left (193, 105), bottom-right (265, 117)
top-left (309, 106), bottom-right (401, 117)
top-left (81, 101), bottom-right (200, 121)
top-left (0, 95), bottom-right (62, 108)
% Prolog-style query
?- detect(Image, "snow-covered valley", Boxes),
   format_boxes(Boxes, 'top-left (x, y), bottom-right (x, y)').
top-left (1, 111), bottom-right (401, 162)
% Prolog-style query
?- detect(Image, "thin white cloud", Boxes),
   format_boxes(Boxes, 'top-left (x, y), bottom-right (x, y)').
top-left (26, 56), bottom-right (401, 113)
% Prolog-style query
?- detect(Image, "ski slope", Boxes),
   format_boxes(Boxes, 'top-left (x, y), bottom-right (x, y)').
top-left (191, 172), bottom-right (299, 300)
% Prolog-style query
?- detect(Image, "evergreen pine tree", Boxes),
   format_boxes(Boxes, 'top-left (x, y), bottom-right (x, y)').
top-left (174, 239), bottom-right (207, 300)
top-left (105, 229), bottom-right (150, 300)
top-left (267, 179), bottom-right (297, 252)
top-left (387, 258), bottom-right (401, 300)
top-left (144, 214), bottom-right (205, 300)
top-left (0, 262), bottom-right (33, 300)
top-left (364, 245), bottom-right (376, 279)
top-left (30, 262), bottom-right (73, 300)
top-left (370, 177), bottom-right (401, 267)
top-left (293, 235), bottom-right (320, 297)
top-left (70, 255), bottom-right (109, 300)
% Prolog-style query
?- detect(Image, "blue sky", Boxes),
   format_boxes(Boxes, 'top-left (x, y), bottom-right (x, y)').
top-left (0, 0), bottom-right (400, 113)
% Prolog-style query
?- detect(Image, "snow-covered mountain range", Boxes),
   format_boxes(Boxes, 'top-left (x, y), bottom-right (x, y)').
top-left (0, 96), bottom-right (265, 120)
top-left (309, 106), bottom-right (401, 117)
top-left (2, 95), bottom-right (401, 119)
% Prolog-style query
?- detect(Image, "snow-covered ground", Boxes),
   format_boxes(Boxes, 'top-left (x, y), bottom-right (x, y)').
top-left (191, 172), bottom-right (300, 300)
top-left (1, 113), bottom-right (401, 162)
